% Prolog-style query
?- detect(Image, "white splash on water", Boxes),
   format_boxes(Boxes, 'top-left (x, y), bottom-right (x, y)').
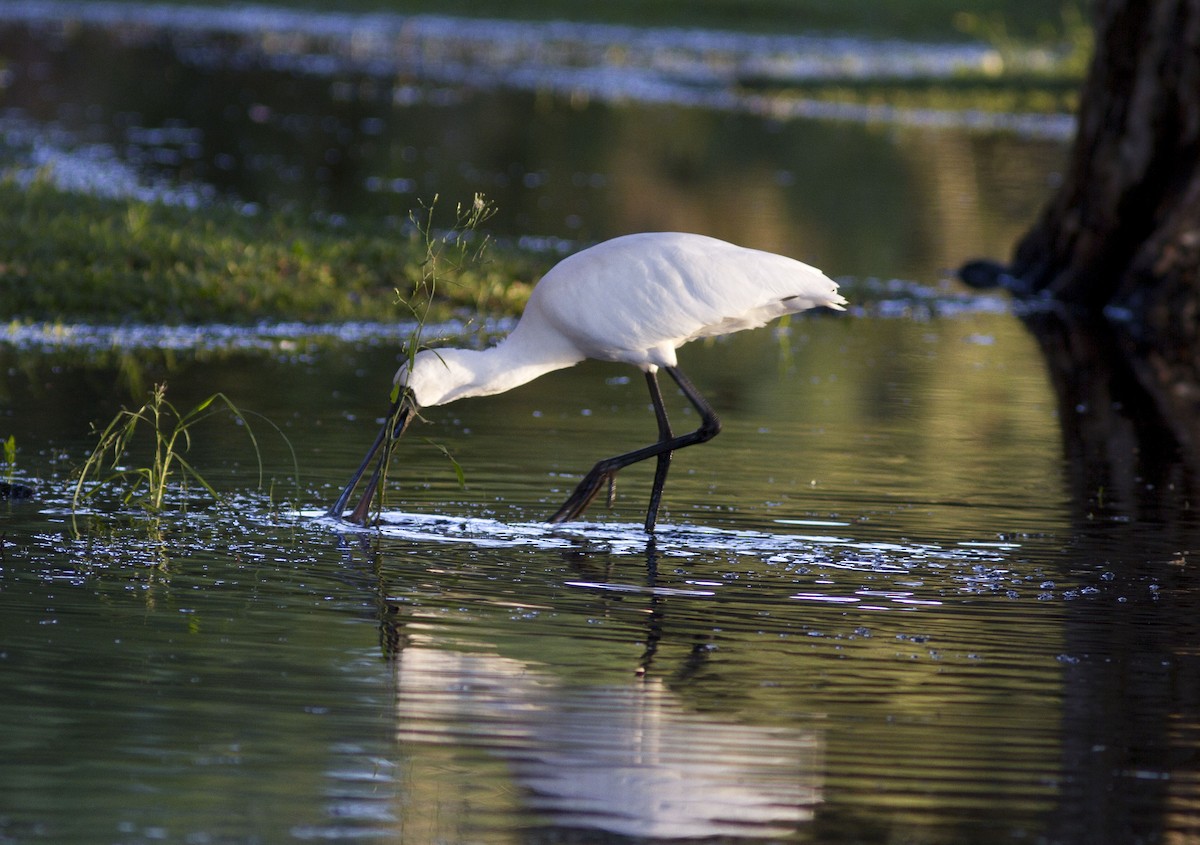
top-left (307, 507), bottom-right (1020, 607)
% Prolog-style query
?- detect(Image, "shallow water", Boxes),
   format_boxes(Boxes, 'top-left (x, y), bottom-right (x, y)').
top-left (4, 6), bottom-right (1200, 845)
top-left (5, 302), bottom-right (1200, 844)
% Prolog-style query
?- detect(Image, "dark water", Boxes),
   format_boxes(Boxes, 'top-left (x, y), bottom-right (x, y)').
top-left (6, 308), bottom-right (1199, 844)
top-left (4, 7), bottom-right (1200, 845)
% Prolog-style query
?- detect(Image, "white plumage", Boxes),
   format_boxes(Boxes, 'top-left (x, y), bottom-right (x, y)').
top-left (331, 232), bottom-right (846, 530)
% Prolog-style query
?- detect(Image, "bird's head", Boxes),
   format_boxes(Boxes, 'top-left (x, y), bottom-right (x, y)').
top-left (393, 347), bottom-right (486, 408)
top-left (327, 348), bottom-right (468, 523)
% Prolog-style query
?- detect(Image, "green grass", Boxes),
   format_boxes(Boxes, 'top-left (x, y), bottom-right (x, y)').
top-left (72, 384), bottom-right (263, 513)
top-left (743, 74), bottom-right (1082, 115)
top-left (0, 178), bottom-right (539, 324)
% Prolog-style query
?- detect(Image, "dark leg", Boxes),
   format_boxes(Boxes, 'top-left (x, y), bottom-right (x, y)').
top-left (548, 366), bottom-right (721, 531)
top-left (644, 371), bottom-right (674, 532)
top-left (346, 454), bottom-right (386, 525)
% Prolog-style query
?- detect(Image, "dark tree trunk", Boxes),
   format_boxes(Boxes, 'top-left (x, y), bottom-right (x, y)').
top-left (969, 7), bottom-right (1200, 832)
top-left (1008, 0), bottom-right (1200, 348)
top-left (960, 0), bottom-right (1200, 442)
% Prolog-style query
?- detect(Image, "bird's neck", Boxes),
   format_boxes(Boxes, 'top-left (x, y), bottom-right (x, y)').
top-left (410, 325), bottom-right (584, 406)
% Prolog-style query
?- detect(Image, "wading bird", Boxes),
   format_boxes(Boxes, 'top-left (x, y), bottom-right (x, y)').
top-left (329, 232), bottom-right (846, 532)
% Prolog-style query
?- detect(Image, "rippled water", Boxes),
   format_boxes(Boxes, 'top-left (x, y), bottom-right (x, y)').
top-left (6, 300), bottom-right (1200, 843)
top-left (4, 5), bottom-right (1200, 844)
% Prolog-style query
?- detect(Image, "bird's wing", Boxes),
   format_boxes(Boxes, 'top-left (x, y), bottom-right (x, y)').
top-left (527, 233), bottom-right (843, 368)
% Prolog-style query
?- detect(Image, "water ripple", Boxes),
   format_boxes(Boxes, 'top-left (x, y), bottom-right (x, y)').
top-left (316, 507), bottom-right (992, 557)
top-left (391, 642), bottom-right (822, 839)
top-left (311, 509), bottom-right (1028, 606)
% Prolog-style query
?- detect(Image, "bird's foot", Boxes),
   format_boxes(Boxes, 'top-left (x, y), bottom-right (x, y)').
top-left (548, 467), bottom-right (617, 524)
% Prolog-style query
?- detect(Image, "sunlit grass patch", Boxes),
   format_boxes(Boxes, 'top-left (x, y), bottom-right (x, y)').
top-left (0, 177), bottom-right (537, 324)
top-left (742, 76), bottom-right (1080, 118)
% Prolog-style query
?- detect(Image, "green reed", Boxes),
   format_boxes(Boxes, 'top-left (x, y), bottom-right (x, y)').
top-left (72, 383), bottom-right (283, 513)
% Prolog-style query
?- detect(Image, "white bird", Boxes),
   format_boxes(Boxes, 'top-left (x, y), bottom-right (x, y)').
top-left (329, 231), bottom-right (846, 531)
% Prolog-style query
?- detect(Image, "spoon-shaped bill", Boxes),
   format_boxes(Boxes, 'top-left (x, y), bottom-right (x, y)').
top-left (328, 397), bottom-right (416, 524)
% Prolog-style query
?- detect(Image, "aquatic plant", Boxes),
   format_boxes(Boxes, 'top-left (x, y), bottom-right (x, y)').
top-left (368, 195), bottom-right (495, 516)
top-left (71, 383), bottom-right (284, 513)
top-left (0, 436), bottom-right (37, 502)
top-left (398, 193), bottom-right (497, 369)
top-left (2, 435), bottom-right (14, 484)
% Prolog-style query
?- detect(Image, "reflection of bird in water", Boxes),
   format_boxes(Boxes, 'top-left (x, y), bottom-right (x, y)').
top-left (330, 231), bottom-right (846, 531)
top-left (391, 642), bottom-right (823, 840)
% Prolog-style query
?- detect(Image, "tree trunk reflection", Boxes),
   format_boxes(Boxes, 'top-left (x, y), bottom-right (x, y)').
top-left (1023, 307), bottom-right (1200, 844)
top-left (1025, 307), bottom-right (1198, 523)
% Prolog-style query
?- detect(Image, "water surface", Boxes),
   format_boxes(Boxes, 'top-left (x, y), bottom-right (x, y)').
top-left (5, 303), bottom-right (1198, 843)
top-left (3, 7), bottom-right (1200, 845)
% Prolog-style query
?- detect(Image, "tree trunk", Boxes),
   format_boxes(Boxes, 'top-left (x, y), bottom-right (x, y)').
top-left (1009, 0), bottom-right (1200, 338)
top-left (956, 0), bottom-right (1200, 479)
top-left (979, 11), bottom-right (1200, 827)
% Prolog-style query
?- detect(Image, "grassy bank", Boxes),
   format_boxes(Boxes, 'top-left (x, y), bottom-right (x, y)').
top-left (0, 179), bottom-right (539, 324)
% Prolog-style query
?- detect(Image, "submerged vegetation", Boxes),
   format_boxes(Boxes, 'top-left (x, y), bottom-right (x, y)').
top-left (0, 178), bottom-right (538, 325)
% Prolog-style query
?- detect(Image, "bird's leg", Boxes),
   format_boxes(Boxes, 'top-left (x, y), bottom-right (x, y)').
top-left (346, 456), bottom-right (386, 525)
top-left (548, 366), bottom-right (721, 531)
top-left (604, 372), bottom-right (672, 513)
top-left (643, 370), bottom-right (674, 533)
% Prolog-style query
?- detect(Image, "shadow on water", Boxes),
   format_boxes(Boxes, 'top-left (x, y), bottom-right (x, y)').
top-left (1017, 306), bottom-right (1200, 844)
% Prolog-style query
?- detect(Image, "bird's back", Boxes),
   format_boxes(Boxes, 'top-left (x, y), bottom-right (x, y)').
top-left (521, 232), bottom-right (845, 369)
